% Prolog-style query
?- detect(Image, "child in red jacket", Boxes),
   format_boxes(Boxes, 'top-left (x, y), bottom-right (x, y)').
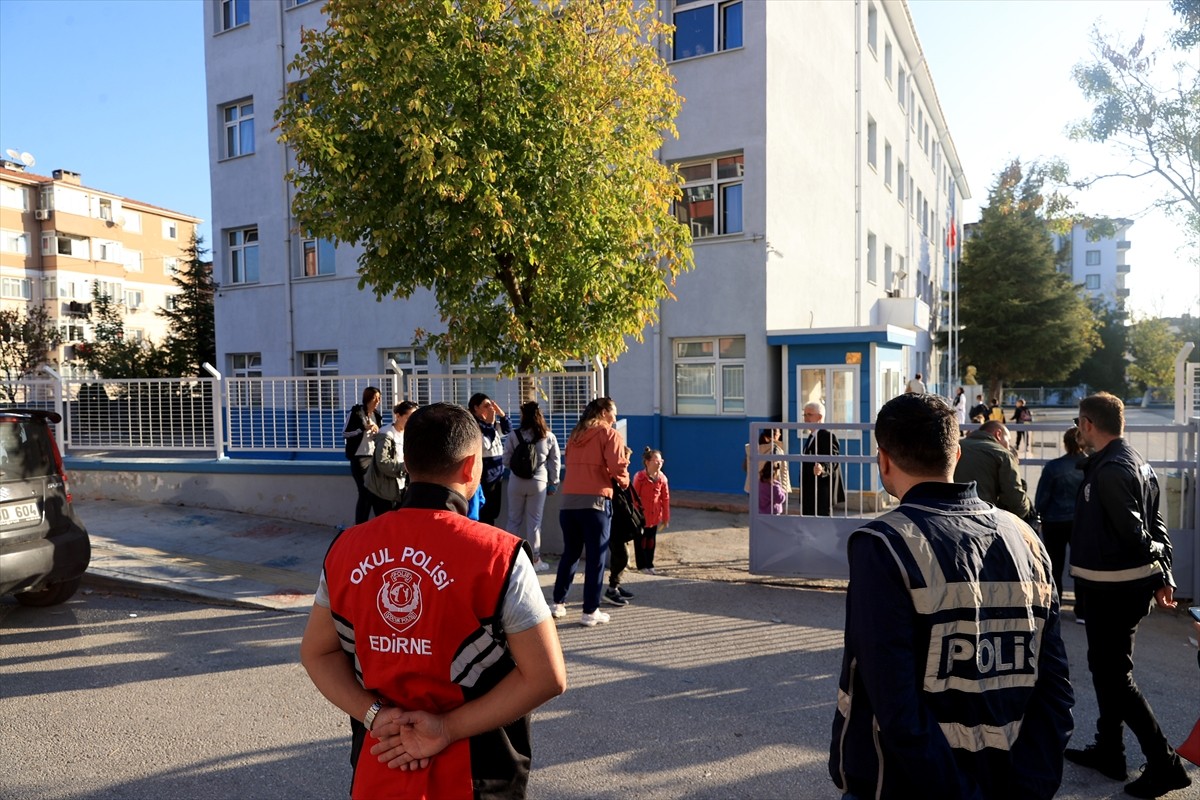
top-left (632, 447), bottom-right (670, 574)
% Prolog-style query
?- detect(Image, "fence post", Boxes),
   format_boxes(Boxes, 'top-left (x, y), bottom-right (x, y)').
top-left (202, 362), bottom-right (227, 460)
top-left (388, 359), bottom-right (405, 403)
top-left (37, 364), bottom-right (66, 456)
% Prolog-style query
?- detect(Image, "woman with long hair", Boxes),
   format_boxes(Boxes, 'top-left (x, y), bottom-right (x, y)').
top-left (551, 397), bottom-right (630, 627)
top-left (343, 386), bottom-right (382, 525)
top-left (503, 401), bottom-right (561, 572)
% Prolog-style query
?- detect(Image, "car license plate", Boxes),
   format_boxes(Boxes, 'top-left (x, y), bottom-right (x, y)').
top-left (0, 500), bottom-right (39, 526)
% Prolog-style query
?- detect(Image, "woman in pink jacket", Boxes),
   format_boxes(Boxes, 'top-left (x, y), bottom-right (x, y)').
top-left (551, 397), bottom-right (630, 627)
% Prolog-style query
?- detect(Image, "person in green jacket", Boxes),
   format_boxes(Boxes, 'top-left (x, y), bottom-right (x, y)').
top-left (953, 420), bottom-right (1032, 520)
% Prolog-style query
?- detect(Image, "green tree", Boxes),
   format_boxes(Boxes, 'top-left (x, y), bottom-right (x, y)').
top-left (158, 232), bottom-right (215, 377)
top-left (0, 306), bottom-right (62, 402)
top-left (1169, 0), bottom-right (1200, 49)
top-left (276, 0), bottom-right (691, 377)
top-left (1127, 316), bottom-right (1181, 399)
top-left (957, 160), bottom-right (1100, 400)
top-left (78, 284), bottom-right (167, 379)
top-left (1070, 22), bottom-right (1200, 259)
top-left (1067, 299), bottom-right (1130, 396)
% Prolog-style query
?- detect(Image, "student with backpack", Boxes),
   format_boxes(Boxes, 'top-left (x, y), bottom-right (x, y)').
top-left (633, 447), bottom-right (670, 574)
top-left (502, 401), bottom-right (560, 573)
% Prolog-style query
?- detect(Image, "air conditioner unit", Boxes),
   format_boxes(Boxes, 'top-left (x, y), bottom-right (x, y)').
top-left (34, 209), bottom-right (51, 220)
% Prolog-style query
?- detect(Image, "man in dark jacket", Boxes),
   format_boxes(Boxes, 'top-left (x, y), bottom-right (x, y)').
top-left (1065, 392), bottom-right (1191, 798)
top-left (829, 394), bottom-right (1073, 800)
top-left (954, 421), bottom-right (1033, 519)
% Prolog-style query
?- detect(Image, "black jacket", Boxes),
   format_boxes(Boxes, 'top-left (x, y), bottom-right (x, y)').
top-left (1070, 437), bottom-right (1173, 589)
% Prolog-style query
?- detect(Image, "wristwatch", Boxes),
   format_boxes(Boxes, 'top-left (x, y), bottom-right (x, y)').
top-left (363, 699), bottom-right (384, 731)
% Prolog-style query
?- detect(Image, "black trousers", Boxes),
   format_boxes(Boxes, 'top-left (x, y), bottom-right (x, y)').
top-left (634, 525), bottom-right (658, 570)
top-left (1040, 519), bottom-right (1071, 598)
top-left (608, 534), bottom-right (629, 588)
top-left (1079, 582), bottom-right (1173, 764)
top-left (349, 456), bottom-right (375, 525)
top-left (479, 476), bottom-right (504, 527)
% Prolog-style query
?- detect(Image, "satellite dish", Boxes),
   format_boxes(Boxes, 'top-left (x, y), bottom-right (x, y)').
top-left (4, 149), bottom-right (19, 160)
top-left (20, 152), bottom-right (35, 167)
top-left (115, 215), bottom-right (127, 227)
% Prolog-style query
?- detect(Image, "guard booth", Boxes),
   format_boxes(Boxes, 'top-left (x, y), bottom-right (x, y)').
top-left (751, 325), bottom-right (915, 578)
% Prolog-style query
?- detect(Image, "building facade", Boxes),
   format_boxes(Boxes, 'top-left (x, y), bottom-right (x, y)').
top-left (201, 0), bottom-right (968, 492)
top-left (1050, 219), bottom-right (1133, 308)
top-left (0, 163), bottom-right (201, 370)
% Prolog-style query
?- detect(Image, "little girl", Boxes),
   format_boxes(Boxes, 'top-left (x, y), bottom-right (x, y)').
top-left (759, 461), bottom-right (786, 516)
top-left (633, 447), bottom-right (670, 575)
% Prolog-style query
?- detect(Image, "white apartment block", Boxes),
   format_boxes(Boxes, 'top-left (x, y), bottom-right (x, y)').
top-left (1050, 219), bottom-right (1133, 308)
top-left (0, 163), bottom-right (201, 370)
top-left (202, 0), bottom-right (969, 493)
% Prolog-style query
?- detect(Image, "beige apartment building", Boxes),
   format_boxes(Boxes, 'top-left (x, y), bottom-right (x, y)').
top-left (0, 161), bottom-right (200, 371)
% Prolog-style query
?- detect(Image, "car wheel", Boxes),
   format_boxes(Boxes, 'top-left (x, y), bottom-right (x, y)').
top-left (14, 577), bottom-right (82, 607)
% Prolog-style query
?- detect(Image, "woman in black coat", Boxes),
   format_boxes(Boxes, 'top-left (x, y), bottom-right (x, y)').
top-left (342, 386), bottom-right (382, 525)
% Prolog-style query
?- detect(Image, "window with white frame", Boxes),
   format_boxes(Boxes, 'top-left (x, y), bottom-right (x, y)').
top-left (299, 236), bottom-right (336, 277)
top-left (95, 240), bottom-right (122, 262)
top-left (123, 250), bottom-right (143, 272)
top-left (220, 0), bottom-right (249, 30)
top-left (1, 230), bottom-right (29, 255)
top-left (99, 198), bottom-right (113, 221)
top-left (883, 141), bottom-right (892, 188)
top-left (57, 280), bottom-right (75, 299)
top-left (884, 244), bottom-right (893, 288)
top-left (165, 294), bottom-right (178, 311)
top-left (674, 153), bottom-right (743, 238)
top-left (1085, 274), bottom-right (1101, 289)
top-left (163, 256), bottom-right (179, 275)
top-left (674, 336), bottom-right (745, 415)
top-left (384, 348), bottom-right (430, 404)
top-left (123, 289), bottom-right (143, 310)
top-left (301, 350), bottom-right (338, 408)
top-left (60, 324), bottom-right (85, 341)
top-left (230, 352), bottom-right (263, 406)
top-left (897, 68), bottom-right (906, 108)
top-left (866, 117), bottom-right (877, 170)
top-left (897, 161), bottom-right (906, 204)
top-left (286, 0), bottom-right (314, 6)
top-left (123, 211), bottom-right (141, 233)
top-left (0, 183), bottom-right (27, 210)
top-left (50, 233), bottom-right (89, 259)
top-left (867, 3), bottom-right (878, 53)
top-left (1, 277), bottom-right (31, 300)
top-left (1085, 250), bottom-right (1101, 266)
top-left (228, 227), bottom-right (259, 284)
top-left (867, 232), bottom-right (877, 284)
top-left (93, 280), bottom-right (122, 300)
top-left (450, 356), bottom-right (500, 406)
top-left (163, 219), bottom-right (178, 239)
top-left (884, 38), bottom-right (892, 84)
top-left (672, 0), bottom-right (742, 61)
top-left (222, 99), bottom-right (255, 158)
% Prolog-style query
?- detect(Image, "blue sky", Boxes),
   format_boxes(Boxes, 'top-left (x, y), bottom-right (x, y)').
top-left (1, 0), bottom-right (1195, 318)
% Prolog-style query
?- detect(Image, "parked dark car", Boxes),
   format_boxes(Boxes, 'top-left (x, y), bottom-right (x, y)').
top-left (0, 409), bottom-right (90, 605)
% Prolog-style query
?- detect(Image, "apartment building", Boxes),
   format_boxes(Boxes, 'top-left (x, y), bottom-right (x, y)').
top-left (0, 163), bottom-right (201, 368)
top-left (1051, 219), bottom-right (1134, 308)
top-left (202, 0), bottom-right (968, 492)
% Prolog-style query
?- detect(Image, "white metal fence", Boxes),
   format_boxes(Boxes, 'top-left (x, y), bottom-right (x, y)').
top-left (0, 368), bottom-right (597, 457)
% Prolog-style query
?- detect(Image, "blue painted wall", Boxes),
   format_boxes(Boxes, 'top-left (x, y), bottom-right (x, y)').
top-left (621, 413), bottom-right (776, 493)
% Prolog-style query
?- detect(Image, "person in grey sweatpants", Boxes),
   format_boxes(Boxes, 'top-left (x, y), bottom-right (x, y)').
top-left (503, 401), bottom-right (561, 572)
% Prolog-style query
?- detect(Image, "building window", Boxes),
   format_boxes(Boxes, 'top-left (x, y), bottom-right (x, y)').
top-left (674, 153), bottom-right (743, 238)
top-left (449, 356), bottom-right (501, 406)
top-left (95, 240), bottom-right (122, 262)
top-left (0, 183), bottom-right (28, 210)
top-left (867, 232), bottom-right (877, 284)
top-left (884, 38), bottom-right (892, 84)
top-left (1, 231), bottom-right (29, 255)
top-left (220, 0), bottom-right (249, 30)
top-left (1, 277), bottom-right (31, 300)
top-left (301, 350), bottom-right (338, 408)
top-left (897, 161), bottom-right (906, 204)
top-left (299, 237), bottom-right (336, 277)
top-left (228, 227), bottom-right (259, 284)
top-left (673, 336), bottom-right (745, 415)
top-left (672, 0), bottom-right (742, 61)
top-left (98, 198), bottom-right (113, 221)
top-left (94, 280), bottom-right (122, 301)
top-left (123, 289), bottom-right (143, 310)
top-left (60, 324), bottom-right (85, 342)
top-left (163, 256), bottom-right (179, 275)
top-left (1085, 249), bottom-right (1101, 266)
top-left (163, 219), bottom-right (178, 240)
top-left (384, 348), bottom-right (430, 405)
top-left (866, 117), bottom-right (877, 170)
top-left (222, 99), bottom-right (255, 158)
top-left (897, 68), bottom-right (906, 108)
top-left (165, 295), bottom-right (178, 311)
top-left (230, 353), bottom-right (263, 406)
top-left (867, 3), bottom-right (878, 53)
top-left (47, 233), bottom-right (88, 259)
top-left (884, 245), bottom-right (893, 288)
top-left (123, 211), bottom-right (141, 233)
top-left (883, 141), bottom-right (892, 188)
top-left (123, 250), bottom-right (143, 272)
top-left (1085, 274), bottom-right (1101, 289)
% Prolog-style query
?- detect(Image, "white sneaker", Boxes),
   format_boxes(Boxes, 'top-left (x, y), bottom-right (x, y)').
top-left (533, 558), bottom-right (551, 573)
top-left (580, 610), bottom-right (611, 627)
top-left (551, 603), bottom-right (566, 619)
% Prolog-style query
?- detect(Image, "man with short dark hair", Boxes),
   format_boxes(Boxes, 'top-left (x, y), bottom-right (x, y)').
top-left (954, 420), bottom-right (1033, 519)
top-left (830, 393), bottom-right (1073, 799)
top-left (969, 393), bottom-right (989, 422)
top-left (301, 402), bottom-right (567, 800)
top-left (1065, 392), bottom-right (1191, 798)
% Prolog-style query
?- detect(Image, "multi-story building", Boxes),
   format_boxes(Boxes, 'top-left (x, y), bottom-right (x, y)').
top-left (1051, 219), bottom-right (1133, 307)
top-left (0, 162), bottom-right (201, 369)
top-left (202, 0), bottom-right (968, 492)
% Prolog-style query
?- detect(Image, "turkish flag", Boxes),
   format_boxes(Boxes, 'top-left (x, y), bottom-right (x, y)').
top-left (946, 220), bottom-right (957, 250)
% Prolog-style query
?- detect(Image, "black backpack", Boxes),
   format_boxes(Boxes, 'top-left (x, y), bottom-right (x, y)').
top-left (610, 480), bottom-right (645, 543)
top-left (509, 430), bottom-right (539, 480)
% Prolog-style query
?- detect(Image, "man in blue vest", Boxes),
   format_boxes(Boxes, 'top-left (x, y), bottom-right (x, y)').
top-left (830, 393), bottom-right (1073, 799)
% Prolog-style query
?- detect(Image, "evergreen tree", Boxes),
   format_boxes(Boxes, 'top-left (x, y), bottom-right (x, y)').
top-left (157, 232), bottom-right (215, 377)
top-left (0, 307), bottom-right (62, 402)
top-left (77, 284), bottom-right (167, 379)
top-left (958, 160), bottom-right (1100, 400)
